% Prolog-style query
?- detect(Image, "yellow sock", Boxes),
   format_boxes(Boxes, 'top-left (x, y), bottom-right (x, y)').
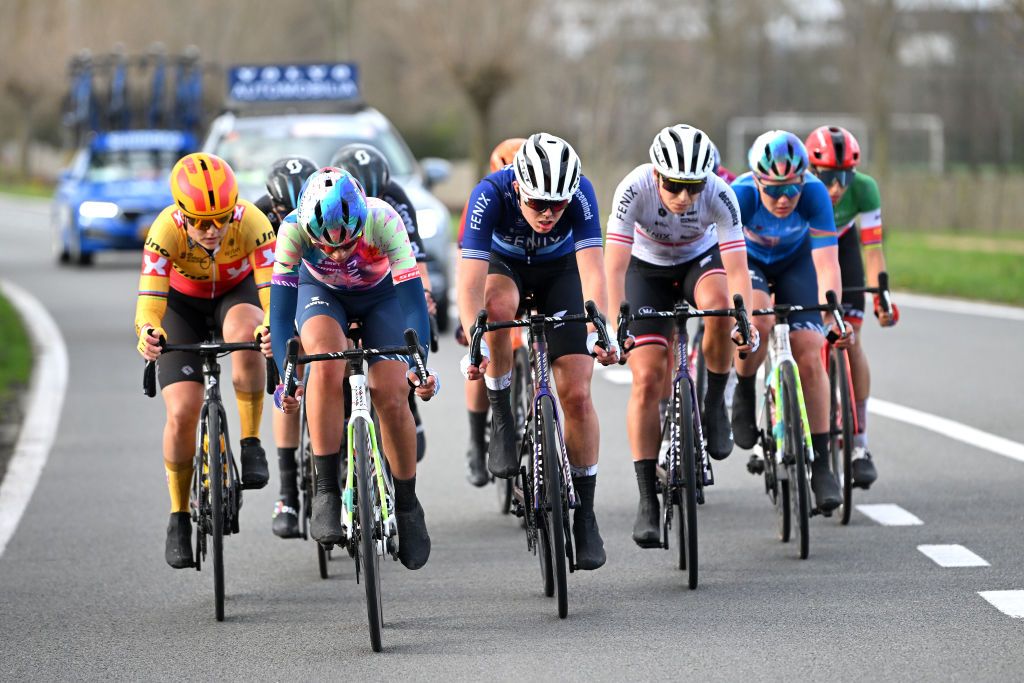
top-left (165, 460), bottom-right (194, 513)
top-left (236, 390), bottom-right (264, 441)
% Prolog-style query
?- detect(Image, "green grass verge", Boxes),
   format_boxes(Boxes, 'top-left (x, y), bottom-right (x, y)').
top-left (0, 290), bottom-right (32, 407)
top-left (0, 181), bottom-right (54, 199)
top-left (887, 231), bottom-right (1024, 306)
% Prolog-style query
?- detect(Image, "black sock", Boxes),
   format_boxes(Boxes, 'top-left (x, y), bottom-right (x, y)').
top-left (394, 475), bottom-right (418, 512)
top-left (314, 452), bottom-right (340, 495)
top-left (810, 433), bottom-right (830, 467)
top-left (278, 448), bottom-right (298, 500)
top-left (572, 474), bottom-right (597, 514)
top-left (705, 370), bottom-right (730, 407)
top-left (634, 460), bottom-right (657, 499)
top-left (735, 372), bottom-right (757, 398)
top-left (468, 410), bottom-right (488, 447)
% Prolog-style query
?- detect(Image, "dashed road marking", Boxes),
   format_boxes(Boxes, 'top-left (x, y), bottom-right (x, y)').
top-left (978, 591), bottom-right (1024, 618)
top-left (917, 544), bottom-right (989, 567)
top-left (856, 504), bottom-right (924, 526)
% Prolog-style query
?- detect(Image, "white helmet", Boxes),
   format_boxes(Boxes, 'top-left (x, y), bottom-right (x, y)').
top-left (513, 133), bottom-right (582, 201)
top-left (649, 125), bottom-right (716, 181)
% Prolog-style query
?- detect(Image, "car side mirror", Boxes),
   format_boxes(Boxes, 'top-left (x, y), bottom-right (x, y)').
top-left (420, 157), bottom-right (451, 189)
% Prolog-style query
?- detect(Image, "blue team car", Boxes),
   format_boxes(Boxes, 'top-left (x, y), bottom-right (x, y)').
top-left (52, 129), bottom-right (195, 265)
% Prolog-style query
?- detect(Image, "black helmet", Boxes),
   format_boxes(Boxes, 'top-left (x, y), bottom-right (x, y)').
top-left (265, 156), bottom-right (318, 212)
top-left (329, 143), bottom-right (390, 198)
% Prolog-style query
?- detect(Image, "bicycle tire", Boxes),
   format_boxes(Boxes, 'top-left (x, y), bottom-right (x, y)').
top-left (355, 418), bottom-right (383, 652)
top-left (763, 373), bottom-right (791, 542)
top-left (208, 407), bottom-right (226, 622)
top-left (781, 363), bottom-right (810, 559)
top-left (539, 397), bottom-right (568, 619)
top-left (676, 380), bottom-right (699, 589)
top-left (502, 347), bottom-right (531, 515)
top-left (829, 347), bottom-right (855, 526)
top-left (691, 321), bottom-right (708, 418)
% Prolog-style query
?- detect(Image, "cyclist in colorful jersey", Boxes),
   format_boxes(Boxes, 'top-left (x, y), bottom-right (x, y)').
top-left (135, 152), bottom-right (275, 568)
top-left (253, 156), bottom-right (317, 539)
top-left (333, 143), bottom-right (435, 465)
top-left (266, 168), bottom-right (437, 570)
top-left (605, 125), bottom-right (757, 547)
top-left (455, 137), bottom-right (525, 487)
top-left (729, 130), bottom-right (850, 513)
top-left (806, 125), bottom-right (899, 488)
top-left (459, 133), bottom-right (620, 570)
top-left (710, 141), bottom-right (737, 183)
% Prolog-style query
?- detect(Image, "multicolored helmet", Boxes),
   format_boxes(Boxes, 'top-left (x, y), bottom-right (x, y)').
top-left (265, 156), bottom-right (317, 212)
top-left (747, 130), bottom-right (809, 182)
top-left (805, 126), bottom-right (861, 170)
top-left (170, 153), bottom-right (238, 219)
top-left (330, 143), bottom-right (391, 198)
top-left (489, 138), bottom-right (526, 173)
top-left (295, 168), bottom-right (367, 248)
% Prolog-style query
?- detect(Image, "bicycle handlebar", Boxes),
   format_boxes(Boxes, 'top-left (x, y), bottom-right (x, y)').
top-left (844, 270), bottom-right (892, 314)
top-left (751, 289), bottom-right (848, 344)
top-left (615, 295), bottom-right (753, 360)
top-left (143, 337), bottom-right (274, 398)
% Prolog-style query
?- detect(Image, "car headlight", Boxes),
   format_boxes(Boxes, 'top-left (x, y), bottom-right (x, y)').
top-left (79, 201), bottom-right (120, 219)
top-left (415, 208), bottom-right (442, 239)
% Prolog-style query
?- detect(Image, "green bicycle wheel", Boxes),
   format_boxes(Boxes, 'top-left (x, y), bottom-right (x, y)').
top-left (781, 363), bottom-right (810, 560)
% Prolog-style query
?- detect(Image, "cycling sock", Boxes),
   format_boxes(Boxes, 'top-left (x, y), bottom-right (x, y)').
top-left (313, 452), bottom-right (340, 495)
top-left (236, 390), bottom-right (263, 440)
top-left (570, 464), bottom-right (598, 478)
top-left (484, 370), bottom-right (513, 392)
top-left (634, 459), bottom-right (657, 499)
top-left (854, 400), bottom-right (868, 448)
top-left (278, 447), bottom-right (298, 501)
top-left (705, 370), bottom-right (730, 407)
top-left (810, 433), bottom-right (830, 465)
top-left (165, 460), bottom-right (193, 514)
top-left (572, 474), bottom-right (597, 513)
top-left (468, 409), bottom-right (488, 447)
top-left (393, 475), bottom-right (417, 513)
top-left (735, 372), bottom-right (758, 399)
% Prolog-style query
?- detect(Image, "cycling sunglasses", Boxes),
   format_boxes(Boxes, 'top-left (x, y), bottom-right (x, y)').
top-left (659, 175), bottom-right (706, 196)
top-left (759, 181), bottom-right (804, 199)
top-left (814, 168), bottom-right (855, 188)
top-left (187, 212), bottom-right (233, 232)
top-left (520, 193), bottom-right (570, 214)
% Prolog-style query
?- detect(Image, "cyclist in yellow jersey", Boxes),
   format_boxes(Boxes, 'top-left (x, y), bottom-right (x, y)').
top-left (135, 152), bottom-right (276, 568)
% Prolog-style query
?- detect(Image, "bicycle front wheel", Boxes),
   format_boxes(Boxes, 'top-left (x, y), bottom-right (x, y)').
top-left (539, 397), bottom-right (568, 619)
top-left (355, 419), bottom-right (383, 652)
top-left (675, 381), bottom-right (699, 589)
top-left (208, 407), bottom-right (226, 622)
top-left (781, 363), bottom-right (810, 560)
top-left (829, 346), bottom-right (855, 525)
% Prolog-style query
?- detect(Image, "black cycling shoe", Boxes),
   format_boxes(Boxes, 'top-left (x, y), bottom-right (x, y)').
top-left (396, 500), bottom-right (431, 570)
top-left (704, 395), bottom-right (734, 460)
top-left (572, 475), bottom-right (606, 570)
top-left (271, 498), bottom-right (301, 539)
top-left (632, 496), bottom-right (661, 548)
top-left (810, 456), bottom-right (842, 512)
top-left (165, 512), bottom-right (194, 569)
top-left (465, 442), bottom-right (489, 488)
top-left (310, 492), bottom-right (344, 544)
top-left (852, 450), bottom-right (878, 489)
top-left (240, 437), bottom-right (269, 489)
top-left (486, 387), bottom-right (519, 479)
top-left (730, 386), bottom-right (759, 450)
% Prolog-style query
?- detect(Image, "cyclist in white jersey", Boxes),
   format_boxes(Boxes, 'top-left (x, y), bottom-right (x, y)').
top-left (606, 125), bottom-right (757, 547)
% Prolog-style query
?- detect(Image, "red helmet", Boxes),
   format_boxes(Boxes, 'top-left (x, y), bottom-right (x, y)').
top-left (805, 126), bottom-right (861, 170)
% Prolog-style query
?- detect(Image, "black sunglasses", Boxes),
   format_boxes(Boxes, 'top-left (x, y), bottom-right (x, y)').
top-left (658, 175), bottom-right (706, 196)
top-left (519, 193), bottom-right (570, 214)
top-left (815, 168), bottom-right (855, 188)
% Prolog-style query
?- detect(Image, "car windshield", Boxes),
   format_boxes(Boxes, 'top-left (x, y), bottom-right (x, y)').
top-left (212, 122), bottom-right (417, 196)
top-left (84, 149), bottom-right (180, 183)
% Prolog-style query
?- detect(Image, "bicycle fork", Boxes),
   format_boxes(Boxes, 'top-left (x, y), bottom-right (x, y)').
top-left (343, 373), bottom-right (396, 549)
top-left (765, 324), bottom-right (815, 469)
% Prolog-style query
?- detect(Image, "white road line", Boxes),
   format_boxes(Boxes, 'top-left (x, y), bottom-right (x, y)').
top-left (869, 398), bottom-right (1024, 465)
top-left (917, 544), bottom-right (990, 567)
top-left (856, 504), bottom-right (924, 526)
top-left (0, 280), bottom-right (69, 558)
top-left (978, 591), bottom-right (1024, 618)
top-left (896, 291), bottom-right (1024, 322)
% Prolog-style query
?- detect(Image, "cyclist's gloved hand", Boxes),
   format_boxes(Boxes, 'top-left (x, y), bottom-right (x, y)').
top-left (731, 324), bottom-right (760, 353)
top-left (828, 320), bottom-right (855, 348)
top-left (137, 325), bottom-right (165, 361)
top-left (587, 331), bottom-right (620, 366)
top-left (254, 324), bottom-right (272, 357)
top-left (874, 295), bottom-right (900, 327)
top-left (460, 339), bottom-right (490, 380)
top-left (408, 367), bottom-right (441, 400)
top-left (274, 382), bottom-right (303, 413)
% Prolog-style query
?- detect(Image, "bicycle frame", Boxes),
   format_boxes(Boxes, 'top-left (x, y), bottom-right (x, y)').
top-left (667, 317), bottom-right (712, 489)
top-left (762, 321), bottom-right (815, 470)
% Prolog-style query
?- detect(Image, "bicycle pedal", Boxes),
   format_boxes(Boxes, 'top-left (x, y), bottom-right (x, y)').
top-left (853, 481), bottom-right (871, 490)
top-left (696, 490), bottom-right (706, 505)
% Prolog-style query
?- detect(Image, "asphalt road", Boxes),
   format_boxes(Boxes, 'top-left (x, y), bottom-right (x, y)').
top-left (1, 196), bottom-right (1022, 680)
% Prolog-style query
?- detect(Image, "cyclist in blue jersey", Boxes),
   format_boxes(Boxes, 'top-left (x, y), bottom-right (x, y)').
top-left (730, 130), bottom-right (851, 513)
top-left (459, 133), bottom-right (620, 570)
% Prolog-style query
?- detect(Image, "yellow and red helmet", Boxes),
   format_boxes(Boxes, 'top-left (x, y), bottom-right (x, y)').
top-left (489, 137), bottom-right (526, 173)
top-left (169, 153), bottom-right (238, 219)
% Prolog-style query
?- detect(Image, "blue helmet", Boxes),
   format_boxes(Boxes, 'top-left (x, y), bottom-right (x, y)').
top-left (748, 130), bottom-right (809, 182)
top-left (296, 168), bottom-right (367, 247)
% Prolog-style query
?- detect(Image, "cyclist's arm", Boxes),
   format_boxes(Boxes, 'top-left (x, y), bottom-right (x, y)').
top-left (604, 172), bottom-right (640, 317)
top-left (856, 175), bottom-right (886, 288)
top-left (713, 181), bottom-right (753, 310)
top-left (458, 181), bottom-right (499, 336)
top-left (803, 181), bottom-right (841, 304)
top-left (134, 214), bottom-right (177, 336)
top-left (373, 205), bottom-right (431, 358)
top-left (244, 214), bottom-right (277, 321)
top-left (569, 177), bottom-right (608, 321)
top-left (269, 220), bottom-right (304, 374)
